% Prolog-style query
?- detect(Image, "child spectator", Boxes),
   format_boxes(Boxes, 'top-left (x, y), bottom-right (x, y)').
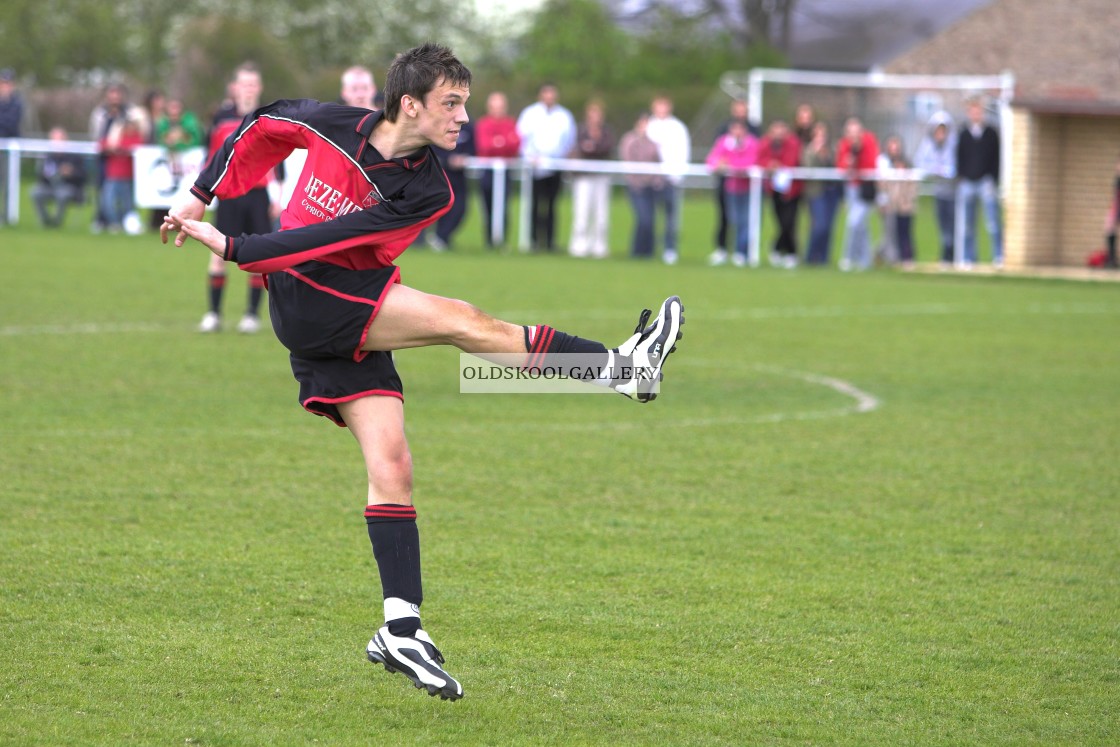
top-left (883, 150), bottom-right (918, 268)
top-left (99, 112), bottom-right (145, 233)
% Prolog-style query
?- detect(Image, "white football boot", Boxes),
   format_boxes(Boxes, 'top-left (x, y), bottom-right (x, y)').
top-left (611, 295), bottom-right (685, 403)
top-left (367, 626), bottom-right (463, 701)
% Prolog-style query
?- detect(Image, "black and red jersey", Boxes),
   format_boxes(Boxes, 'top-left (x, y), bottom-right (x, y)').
top-left (191, 99), bottom-right (453, 274)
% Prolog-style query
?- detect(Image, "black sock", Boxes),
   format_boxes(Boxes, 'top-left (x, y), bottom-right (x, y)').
top-left (523, 325), bottom-right (609, 381)
top-left (365, 504), bottom-right (423, 634)
top-left (208, 273), bottom-right (225, 314)
top-left (1108, 233), bottom-right (1117, 266)
top-left (247, 274), bottom-right (265, 316)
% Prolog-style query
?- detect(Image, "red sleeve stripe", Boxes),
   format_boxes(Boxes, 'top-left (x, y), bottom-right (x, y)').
top-left (190, 185), bottom-right (214, 204)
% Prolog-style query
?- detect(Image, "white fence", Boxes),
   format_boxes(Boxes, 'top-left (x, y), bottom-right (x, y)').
top-left (3, 138), bottom-right (934, 267)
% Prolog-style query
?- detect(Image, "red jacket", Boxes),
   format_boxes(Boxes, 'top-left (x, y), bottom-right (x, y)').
top-left (757, 134), bottom-right (802, 197)
top-left (836, 131), bottom-right (880, 184)
top-left (475, 115), bottom-right (520, 158)
top-left (100, 130), bottom-right (144, 180)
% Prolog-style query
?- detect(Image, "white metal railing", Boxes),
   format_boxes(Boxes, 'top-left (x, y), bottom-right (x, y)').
top-left (3, 137), bottom-right (941, 267)
top-left (1, 138), bottom-right (99, 225)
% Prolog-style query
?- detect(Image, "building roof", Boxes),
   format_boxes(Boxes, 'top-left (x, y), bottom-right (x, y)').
top-left (885, 0), bottom-right (1120, 107)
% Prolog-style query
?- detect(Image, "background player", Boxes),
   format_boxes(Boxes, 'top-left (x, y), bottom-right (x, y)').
top-left (339, 65), bottom-right (377, 110)
top-left (199, 62), bottom-right (280, 334)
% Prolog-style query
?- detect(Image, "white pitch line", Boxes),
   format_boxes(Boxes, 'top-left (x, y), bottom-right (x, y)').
top-left (0, 321), bottom-right (169, 337)
top-left (2, 302), bottom-right (1117, 338)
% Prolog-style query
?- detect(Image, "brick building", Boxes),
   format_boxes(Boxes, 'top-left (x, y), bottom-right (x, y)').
top-left (885, 0), bottom-right (1120, 267)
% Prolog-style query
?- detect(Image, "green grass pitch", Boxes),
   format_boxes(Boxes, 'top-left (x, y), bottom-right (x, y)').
top-left (1, 189), bottom-right (1118, 745)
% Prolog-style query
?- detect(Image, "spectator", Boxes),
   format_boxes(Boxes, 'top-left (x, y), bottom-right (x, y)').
top-left (516, 83), bottom-right (576, 252)
top-left (156, 98), bottom-right (204, 152)
top-left (340, 66), bottom-right (377, 110)
top-left (956, 96), bottom-right (1003, 268)
top-left (801, 121), bottom-right (842, 266)
top-left (1102, 153), bottom-right (1120, 269)
top-left (836, 117), bottom-right (879, 271)
top-left (883, 148), bottom-right (918, 268)
top-left (646, 95), bottom-right (691, 265)
top-left (705, 118), bottom-right (759, 267)
top-left (618, 112), bottom-right (664, 259)
top-left (89, 83), bottom-right (139, 233)
top-left (875, 135), bottom-right (904, 265)
top-left (424, 119), bottom-right (475, 251)
top-left (0, 68), bottom-right (21, 137)
top-left (793, 103), bottom-right (816, 144)
top-left (475, 91), bottom-right (520, 248)
top-left (0, 68), bottom-right (25, 225)
top-left (31, 127), bottom-right (87, 228)
top-left (711, 100), bottom-right (760, 267)
top-left (99, 111), bottom-right (145, 233)
top-left (198, 62), bottom-right (278, 334)
top-left (568, 99), bottom-right (615, 259)
top-left (758, 119), bottom-right (803, 268)
top-left (913, 111), bottom-right (957, 267)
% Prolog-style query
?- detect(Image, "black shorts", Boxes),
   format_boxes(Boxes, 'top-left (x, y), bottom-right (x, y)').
top-left (216, 188), bottom-right (272, 237)
top-left (267, 261), bottom-right (403, 427)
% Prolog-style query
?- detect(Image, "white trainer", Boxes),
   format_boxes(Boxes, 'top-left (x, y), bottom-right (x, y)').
top-left (236, 314), bottom-right (261, 334)
top-left (198, 311), bottom-right (221, 333)
top-left (367, 626), bottom-right (463, 701)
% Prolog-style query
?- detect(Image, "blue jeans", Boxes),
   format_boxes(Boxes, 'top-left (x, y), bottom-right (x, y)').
top-left (958, 177), bottom-right (1002, 263)
top-left (842, 183), bottom-right (873, 269)
top-left (101, 178), bottom-right (133, 228)
top-left (724, 189), bottom-right (751, 259)
top-left (628, 185), bottom-right (657, 258)
top-left (934, 195), bottom-right (956, 263)
top-left (652, 184), bottom-right (680, 255)
top-left (806, 185), bottom-right (841, 264)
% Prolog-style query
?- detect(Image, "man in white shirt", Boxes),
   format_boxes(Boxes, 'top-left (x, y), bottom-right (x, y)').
top-left (516, 83), bottom-right (576, 251)
top-left (646, 95), bottom-right (691, 265)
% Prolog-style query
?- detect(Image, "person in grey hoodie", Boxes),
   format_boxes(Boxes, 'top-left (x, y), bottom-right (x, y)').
top-left (913, 111), bottom-right (957, 265)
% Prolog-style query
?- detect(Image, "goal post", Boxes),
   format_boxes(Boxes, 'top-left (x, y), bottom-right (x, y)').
top-left (727, 67), bottom-right (1015, 266)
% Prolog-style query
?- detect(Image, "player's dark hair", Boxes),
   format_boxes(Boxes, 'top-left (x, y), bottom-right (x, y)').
top-left (383, 42), bottom-right (471, 122)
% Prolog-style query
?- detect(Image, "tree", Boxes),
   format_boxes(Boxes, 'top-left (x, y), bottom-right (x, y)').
top-left (619, 0), bottom-right (797, 53)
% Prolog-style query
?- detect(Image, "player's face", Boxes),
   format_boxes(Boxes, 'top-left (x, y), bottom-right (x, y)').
top-left (417, 81), bottom-right (470, 150)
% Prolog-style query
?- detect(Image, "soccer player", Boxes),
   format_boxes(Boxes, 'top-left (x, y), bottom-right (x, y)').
top-left (162, 43), bottom-right (684, 701)
top-left (199, 62), bottom-right (279, 334)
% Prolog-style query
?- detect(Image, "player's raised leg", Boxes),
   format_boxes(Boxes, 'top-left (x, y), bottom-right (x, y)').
top-left (337, 395), bottom-right (463, 701)
top-left (364, 285), bottom-right (685, 402)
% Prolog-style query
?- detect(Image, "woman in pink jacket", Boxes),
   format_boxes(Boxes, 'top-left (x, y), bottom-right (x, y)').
top-left (706, 118), bottom-right (759, 266)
